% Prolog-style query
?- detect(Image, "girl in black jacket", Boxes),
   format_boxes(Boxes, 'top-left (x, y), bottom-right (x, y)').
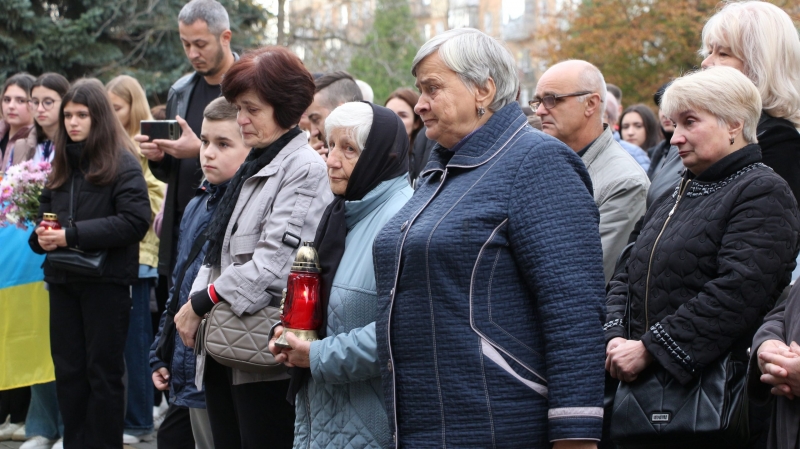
top-left (29, 79), bottom-right (150, 449)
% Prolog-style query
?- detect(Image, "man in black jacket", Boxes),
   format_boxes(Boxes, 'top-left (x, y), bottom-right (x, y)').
top-left (137, 0), bottom-right (237, 283)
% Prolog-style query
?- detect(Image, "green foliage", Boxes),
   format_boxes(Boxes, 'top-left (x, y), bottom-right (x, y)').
top-left (0, 0), bottom-right (270, 103)
top-left (349, 0), bottom-right (421, 104)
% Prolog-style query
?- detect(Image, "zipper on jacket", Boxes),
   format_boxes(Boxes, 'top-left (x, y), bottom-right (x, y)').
top-left (386, 167), bottom-right (449, 446)
top-left (644, 178), bottom-right (691, 330)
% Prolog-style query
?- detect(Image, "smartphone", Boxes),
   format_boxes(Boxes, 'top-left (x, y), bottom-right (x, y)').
top-left (140, 120), bottom-right (181, 141)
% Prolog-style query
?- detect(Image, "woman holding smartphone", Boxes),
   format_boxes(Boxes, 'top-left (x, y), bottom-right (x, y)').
top-left (28, 78), bottom-right (151, 449)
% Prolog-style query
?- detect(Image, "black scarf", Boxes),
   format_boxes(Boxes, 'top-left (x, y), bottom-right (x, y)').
top-left (204, 127), bottom-right (302, 266)
top-left (287, 102), bottom-right (409, 403)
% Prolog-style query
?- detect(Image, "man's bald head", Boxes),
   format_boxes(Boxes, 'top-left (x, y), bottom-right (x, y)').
top-left (534, 60), bottom-right (607, 151)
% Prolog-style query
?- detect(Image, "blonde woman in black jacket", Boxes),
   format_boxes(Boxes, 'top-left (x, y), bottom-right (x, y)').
top-left (28, 79), bottom-right (150, 449)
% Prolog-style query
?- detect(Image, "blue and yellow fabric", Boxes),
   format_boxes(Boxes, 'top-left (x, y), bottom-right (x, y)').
top-left (0, 225), bottom-right (54, 389)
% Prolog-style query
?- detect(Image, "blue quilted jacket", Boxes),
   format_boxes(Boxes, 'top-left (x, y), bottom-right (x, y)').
top-left (373, 103), bottom-right (608, 448)
top-left (294, 176), bottom-right (413, 449)
top-left (149, 181), bottom-right (226, 408)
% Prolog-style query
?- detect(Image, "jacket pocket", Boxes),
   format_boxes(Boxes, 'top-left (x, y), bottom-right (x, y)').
top-left (480, 338), bottom-right (548, 399)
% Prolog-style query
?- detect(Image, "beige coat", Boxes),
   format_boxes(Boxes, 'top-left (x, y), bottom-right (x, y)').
top-left (581, 125), bottom-right (650, 282)
top-left (192, 132), bottom-right (333, 384)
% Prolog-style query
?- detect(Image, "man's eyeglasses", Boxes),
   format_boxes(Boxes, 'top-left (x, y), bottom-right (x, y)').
top-left (529, 91), bottom-right (593, 110)
top-left (29, 98), bottom-right (60, 110)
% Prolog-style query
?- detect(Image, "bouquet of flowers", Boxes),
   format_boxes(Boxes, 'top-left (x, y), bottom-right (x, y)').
top-left (0, 160), bottom-right (51, 229)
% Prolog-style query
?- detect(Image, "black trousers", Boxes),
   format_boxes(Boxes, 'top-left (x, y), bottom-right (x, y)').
top-left (0, 387), bottom-right (31, 423)
top-left (49, 282), bottom-right (131, 449)
top-left (157, 404), bottom-right (195, 449)
top-left (203, 356), bottom-right (294, 449)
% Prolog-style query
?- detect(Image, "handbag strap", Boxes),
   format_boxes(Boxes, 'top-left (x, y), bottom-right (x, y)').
top-left (168, 233), bottom-right (208, 315)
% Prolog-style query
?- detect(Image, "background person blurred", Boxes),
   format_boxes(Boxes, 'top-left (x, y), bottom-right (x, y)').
top-left (269, 101), bottom-right (413, 449)
top-left (647, 81), bottom-right (678, 179)
top-left (699, 0), bottom-right (800, 202)
top-left (535, 60), bottom-right (649, 282)
top-left (28, 78), bottom-right (151, 449)
top-left (374, 29), bottom-right (606, 449)
top-left (620, 104), bottom-right (662, 155)
top-left (1, 73), bottom-right (35, 172)
top-left (0, 72), bottom-right (36, 442)
top-left (304, 71), bottom-right (363, 160)
top-left (384, 87), bottom-right (424, 185)
top-left (175, 46), bottom-right (332, 449)
top-left (604, 93), bottom-right (650, 172)
top-left (355, 79), bottom-right (374, 102)
top-left (106, 74), bottom-right (166, 444)
top-left (604, 67), bottom-right (799, 448)
top-left (12, 72), bottom-right (70, 449)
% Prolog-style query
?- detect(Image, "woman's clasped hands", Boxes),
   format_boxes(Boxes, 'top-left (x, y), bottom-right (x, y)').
top-left (606, 337), bottom-right (654, 383)
top-left (757, 340), bottom-right (800, 399)
top-left (35, 226), bottom-right (66, 251)
top-left (268, 325), bottom-right (311, 368)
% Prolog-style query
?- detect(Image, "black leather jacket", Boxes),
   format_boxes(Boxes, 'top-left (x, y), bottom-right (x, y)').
top-left (605, 145), bottom-right (800, 385)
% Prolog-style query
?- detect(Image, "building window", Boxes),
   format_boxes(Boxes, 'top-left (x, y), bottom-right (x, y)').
top-left (484, 12), bottom-right (492, 33)
top-left (341, 5), bottom-right (348, 25)
top-left (424, 23), bottom-right (432, 39)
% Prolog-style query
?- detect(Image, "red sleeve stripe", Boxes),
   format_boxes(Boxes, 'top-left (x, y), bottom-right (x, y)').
top-left (208, 284), bottom-right (220, 304)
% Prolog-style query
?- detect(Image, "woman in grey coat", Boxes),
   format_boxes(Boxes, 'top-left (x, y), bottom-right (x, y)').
top-left (750, 283), bottom-right (800, 449)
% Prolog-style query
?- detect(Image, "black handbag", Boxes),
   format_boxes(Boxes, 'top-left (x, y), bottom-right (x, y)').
top-left (154, 233), bottom-right (207, 366)
top-left (45, 176), bottom-right (107, 276)
top-left (609, 290), bottom-right (750, 448)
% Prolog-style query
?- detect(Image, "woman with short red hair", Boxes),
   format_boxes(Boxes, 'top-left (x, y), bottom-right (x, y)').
top-left (174, 46), bottom-right (333, 448)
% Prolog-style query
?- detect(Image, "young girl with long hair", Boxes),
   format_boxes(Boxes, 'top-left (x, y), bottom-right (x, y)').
top-left (106, 75), bottom-right (166, 443)
top-left (28, 78), bottom-right (151, 448)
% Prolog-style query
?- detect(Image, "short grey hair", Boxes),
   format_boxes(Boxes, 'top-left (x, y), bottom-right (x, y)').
top-left (324, 102), bottom-right (374, 153)
top-left (577, 63), bottom-right (607, 104)
top-left (661, 67), bottom-right (761, 144)
top-left (178, 0), bottom-right (230, 36)
top-left (411, 28), bottom-right (519, 112)
top-left (605, 93), bottom-right (620, 124)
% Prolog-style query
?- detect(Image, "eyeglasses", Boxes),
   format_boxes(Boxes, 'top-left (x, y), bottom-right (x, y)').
top-left (529, 91), bottom-right (593, 110)
top-left (29, 98), bottom-right (60, 110)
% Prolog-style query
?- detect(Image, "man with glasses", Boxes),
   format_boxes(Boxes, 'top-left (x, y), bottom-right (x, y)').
top-left (532, 60), bottom-right (649, 282)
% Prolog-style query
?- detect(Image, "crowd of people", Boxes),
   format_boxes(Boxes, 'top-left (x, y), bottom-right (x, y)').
top-left (1, 0), bottom-right (799, 448)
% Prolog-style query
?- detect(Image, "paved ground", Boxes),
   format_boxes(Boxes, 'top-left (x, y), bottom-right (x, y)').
top-left (0, 440), bottom-right (157, 448)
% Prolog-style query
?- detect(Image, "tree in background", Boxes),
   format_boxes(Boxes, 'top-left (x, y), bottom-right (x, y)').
top-left (0, 0), bottom-right (270, 103)
top-left (540, 0), bottom-right (799, 108)
top-left (349, 0), bottom-right (421, 104)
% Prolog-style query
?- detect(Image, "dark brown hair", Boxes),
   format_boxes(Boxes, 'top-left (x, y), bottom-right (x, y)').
top-left (385, 87), bottom-right (423, 149)
top-left (48, 78), bottom-right (137, 189)
top-left (2, 72), bottom-right (36, 99)
top-left (221, 46), bottom-right (314, 129)
top-left (31, 73), bottom-right (70, 142)
top-left (620, 104), bottom-right (663, 151)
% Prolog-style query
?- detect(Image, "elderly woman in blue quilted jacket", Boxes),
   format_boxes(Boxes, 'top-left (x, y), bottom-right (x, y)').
top-left (604, 67), bottom-right (800, 447)
top-left (371, 28), bottom-right (608, 448)
top-left (269, 101), bottom-right (413, 448)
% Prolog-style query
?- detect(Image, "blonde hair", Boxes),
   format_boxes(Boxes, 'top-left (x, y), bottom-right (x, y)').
top-left (106, 75), bottom-right (154, 138)
top-left (700, 1), bottom-right (800, 126)
top-left (661, 67), bottom-right (762, 143)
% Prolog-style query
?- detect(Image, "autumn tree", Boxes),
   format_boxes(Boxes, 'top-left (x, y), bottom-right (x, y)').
top-left (541, 0), bottom-right (799, 107)
top-left (349, 0), bottom-right (421, 104)
top-left (0, 0), bottom-right (270, 103)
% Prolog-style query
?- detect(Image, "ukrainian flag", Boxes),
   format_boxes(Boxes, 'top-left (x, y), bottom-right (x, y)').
top-left (0, 225), bottom-right (54, 389)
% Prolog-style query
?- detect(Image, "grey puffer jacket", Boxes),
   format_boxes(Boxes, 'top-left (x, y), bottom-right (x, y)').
top-left (605, 145), bottom-right (800, 385)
